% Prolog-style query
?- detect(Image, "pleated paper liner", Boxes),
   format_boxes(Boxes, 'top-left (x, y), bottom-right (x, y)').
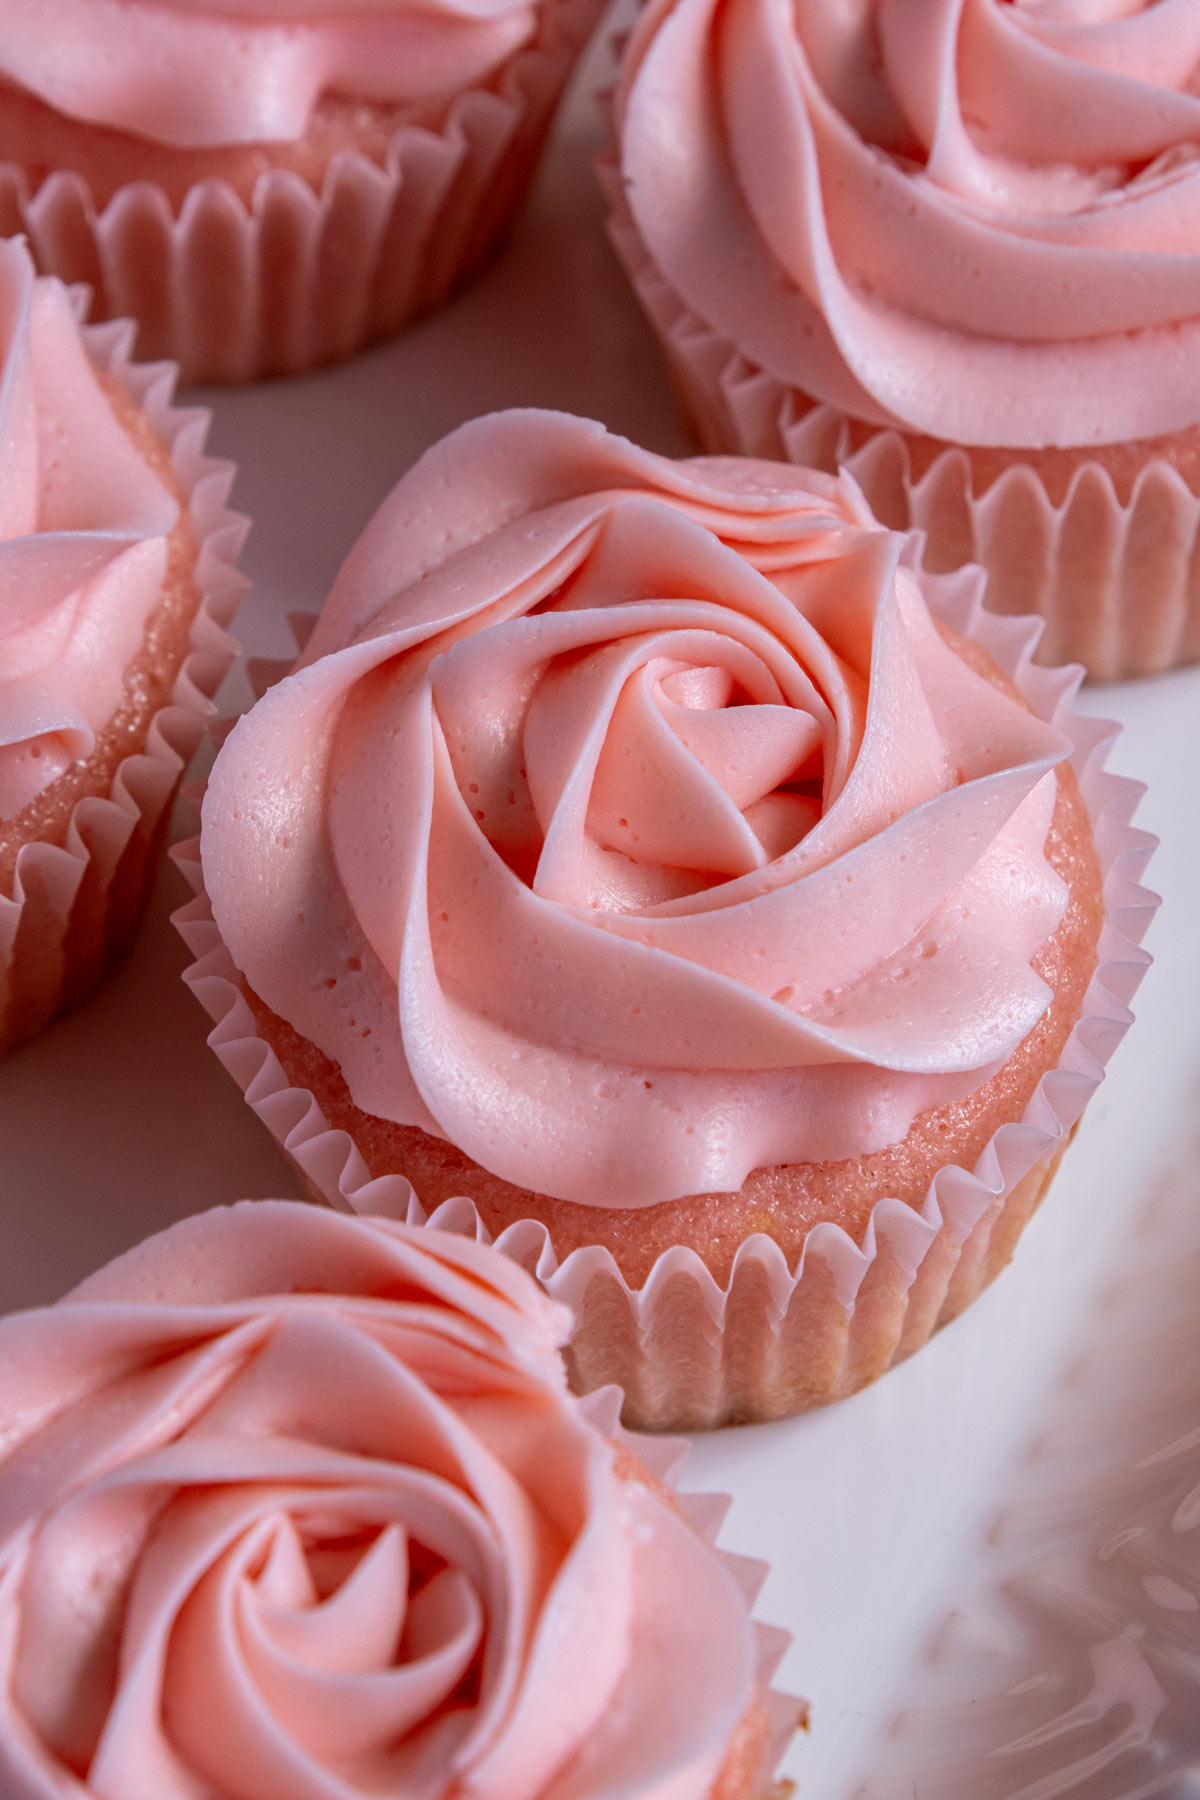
top-left (173, 567), bottom-right (1157, 1433)
top-left (0, 304), bottom-right (247, 1054)
top-left (0, 0), bottom-right (606, 385)
top-left (603, 165), bottom-right (1200, 684)
top-left (580, 1384), bottom-right (805, 1795)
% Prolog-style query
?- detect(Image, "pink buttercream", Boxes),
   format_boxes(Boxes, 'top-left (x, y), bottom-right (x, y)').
top-left (0, 0), bottom-right (538, 149)
top-left (0, 238), bottom-right (178, 823)
top-left (202, 411), bottom-right (1070, 1209)
top-left (0, 1202), bottom-right (758, 1799)
top-left (617, 0), bottom-right (1200, 448)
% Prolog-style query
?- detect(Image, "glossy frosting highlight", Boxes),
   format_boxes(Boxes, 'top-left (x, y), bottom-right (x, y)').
top-left (203, 411), bottom-right (1070, 1209)
top-left (0, 0), bottom-right (537, 148)
top-left (0, 1202), bottom-right (758, 1799)
top-left (618, 0), bottom-right (1200, 447)
top-left (0, 238), bottom-right (178, 823)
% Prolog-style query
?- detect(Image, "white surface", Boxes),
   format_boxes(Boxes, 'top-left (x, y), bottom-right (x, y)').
top-left (2, 53), bottom-right (1199, 1800)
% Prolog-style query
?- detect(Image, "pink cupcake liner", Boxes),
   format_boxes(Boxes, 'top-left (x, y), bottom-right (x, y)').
top-left (0, 306), bottom-right (247, 1053)
top-left (603, 168), bottom-right (1200, 684)
top-left (173, 564), bottom-right (1157, 1432)
top-left (579, 1384), bottom-right (804, 1785)
top-left (0, 0), bottom-right (605, 385)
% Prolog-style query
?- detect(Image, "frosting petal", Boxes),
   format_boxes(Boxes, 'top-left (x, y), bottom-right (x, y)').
top-left (0, 1204), bottom-right (758, 1799)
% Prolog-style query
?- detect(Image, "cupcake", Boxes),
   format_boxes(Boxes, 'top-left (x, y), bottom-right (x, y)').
top-left (178, 409), bottom-right (1156, 1431)
top-left (606, 0), bottom-right (1200, 679)
top-left (0, 234), bottom-right (244, 1056)
top-left (0, 1200), bottom-right (800, 1798)
top-left (0, 0), bottom-right (607, 383)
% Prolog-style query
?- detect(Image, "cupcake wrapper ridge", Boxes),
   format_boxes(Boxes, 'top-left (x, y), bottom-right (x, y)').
top-left (603, 164), bottom-right (1200, 683)
top-left (578, 1384), bottom-right (806, 1783)
top-left (0, 0), bottom-right (604, 385)
top-left (1, 304), bottom-right (247, 1054)
top-left (174, 563), bottom-right (1157, 1432)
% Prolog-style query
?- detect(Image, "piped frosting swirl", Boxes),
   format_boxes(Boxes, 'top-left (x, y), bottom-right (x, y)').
top-left (202, 410), bottom-right (1070, 1209)
top-left (0, 1202), bottom-right (761, 1799)
top-left (617, 0), bottom-right (1200, 448)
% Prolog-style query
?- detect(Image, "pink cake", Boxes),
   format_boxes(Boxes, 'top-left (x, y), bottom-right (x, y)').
top-left (606, 0), bottom-right (1200, 679)
top-left (0, 0), bottom-right (606, 381)
top-left (0, 1201), bottom-right (800, 1797)
top-left (0, 234), bottom-right (245, 1054)
top-left (178, 410), bottom-right (1156, 1430)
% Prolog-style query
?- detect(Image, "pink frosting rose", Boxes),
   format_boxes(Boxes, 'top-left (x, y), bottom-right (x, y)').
top-left (617, 0), bottom-right (1200, 447)
top-left (0, 237), bottom-right (178, 822)
top-left (0, 0), bottom-right (537, 149)
top-left (0, 1202), bottom-right (763, 1799)
top-left (202, 410), bottom-right (1070, 1210)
